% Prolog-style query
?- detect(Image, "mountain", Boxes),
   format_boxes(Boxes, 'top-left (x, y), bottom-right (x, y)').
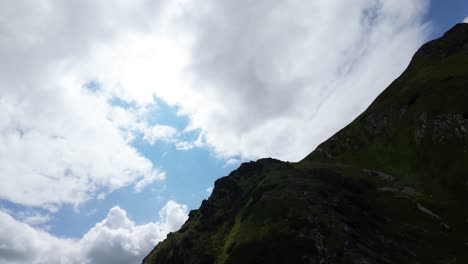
top-left (143, 24), bottom-right (468, 264)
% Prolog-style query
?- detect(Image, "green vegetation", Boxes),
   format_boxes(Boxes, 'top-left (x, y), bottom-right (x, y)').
top-left (143, 24), bottom-right (468, 264)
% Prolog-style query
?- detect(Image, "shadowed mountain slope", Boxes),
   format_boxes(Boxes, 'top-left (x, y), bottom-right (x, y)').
top-left (143, 24), bottom-right (468, 264)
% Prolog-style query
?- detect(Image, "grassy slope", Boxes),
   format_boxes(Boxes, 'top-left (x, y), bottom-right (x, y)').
top-left (143, 24), bottom-right (468, 264)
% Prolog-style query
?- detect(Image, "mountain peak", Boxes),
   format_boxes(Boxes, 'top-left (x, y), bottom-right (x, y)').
top-left (445, 22), bottom-right (468, 38)
top-left (417, 23), bottom-right (468, 58)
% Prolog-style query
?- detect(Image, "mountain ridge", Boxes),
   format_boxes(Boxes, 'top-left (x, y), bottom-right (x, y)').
top-left (143, 23), bottom-right (468, 264)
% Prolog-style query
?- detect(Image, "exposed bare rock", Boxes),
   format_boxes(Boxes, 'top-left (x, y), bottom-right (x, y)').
top-left (417, 203), bottom-right (441, 220)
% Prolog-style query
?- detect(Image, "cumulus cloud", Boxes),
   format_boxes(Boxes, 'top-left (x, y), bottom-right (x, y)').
top-left (0, 210), bottom-right (79, 264)
top-left (134, 170), bottom-right (167, 192)
top-left (0, 200), bottom-right (188, 264)
top-left (0, 1), bottom-right (175, 209)
top-left (463, 17), bottom-right (468, 23)
top-left (66, 0), bottom-right (430, 161)
top-left (81, 201), bottom-right (188, 264)
top-left (163, 0), bottom-right (431, 161)
top-left (143, 124), bottom-right (178, 144)
top-left (0, 87), bottom-right (166, 209)
top-left (0, 0), bottom-right (431, 211)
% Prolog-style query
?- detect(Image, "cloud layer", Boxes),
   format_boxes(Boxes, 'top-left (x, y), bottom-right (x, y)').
top-left (61, 0), bottom-right (431, 162)
top-left (0, 200), bottom-right (188, 264)
top-left (0, 0), bottom-right (177, 209)
top-left (168, 0), bottom-right (430, 160)
top-left (0, 0), bottom-right (430, 210)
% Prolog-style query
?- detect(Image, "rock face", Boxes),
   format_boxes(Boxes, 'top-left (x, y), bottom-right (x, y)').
top-left (143, 24), bottom-right (468, 264)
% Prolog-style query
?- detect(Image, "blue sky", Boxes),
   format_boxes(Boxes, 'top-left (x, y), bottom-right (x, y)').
top-left (0, 97), bottom-right (241, 238)
top-left (0, 1), bottom-right (467, 263)
top-left (427, 0), bottom-right (468, 36)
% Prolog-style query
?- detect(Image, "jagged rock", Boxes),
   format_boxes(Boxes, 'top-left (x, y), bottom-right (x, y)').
top-left (377, 187), bottom-right (398, 193)
top-left (417, 203), bottom-right (441, 220)
top-left (362, 169), bottom-right (396, 182)
top-left (401, 187), bottom-right (422, 197)
top-left (363, 111), bottom-right (388, 138)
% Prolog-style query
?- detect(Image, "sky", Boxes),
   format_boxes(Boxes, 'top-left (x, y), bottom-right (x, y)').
top-left (0, 0), bottom-right (467, 263)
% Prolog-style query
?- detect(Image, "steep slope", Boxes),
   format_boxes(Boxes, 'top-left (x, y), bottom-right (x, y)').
top-left (143, 24), bottom-right (468, 264)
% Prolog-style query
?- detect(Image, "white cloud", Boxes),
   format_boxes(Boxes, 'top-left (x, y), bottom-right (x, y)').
top-left (463, 17), bottom-right (468, 23)
top-left (157, 0), bottom-right (431, 161)
top-left (0, 1), bottom-right (175, 209)
top-left (106, 103), bottom-right (184, 146)
top-left (0, 0), bottom-right (431, 211)
top-left (97, 193), bottom-right (106, 201)
top-left (175, 141), bottom-right (195, 151)
top-left (58, 0), bottom-right (430, 162)
top-left (0, 207), bottom-right (51, 228)
top-left (0, 200), bottom-right (188, 264)
top-left (0, 87), bottom-right (166, 209)
top-left (0, 210), bottom-right (79, 264)
top-left (16, 212), bottom-right (51, 227)
top-left (224, 158), bottom-right (240, 167)
top-left (175, 133), bottom-right (205, 151)
top-left (134, 170), bottom-right (167, 192)
top-left (143, 124), bottom-right (178, 145)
